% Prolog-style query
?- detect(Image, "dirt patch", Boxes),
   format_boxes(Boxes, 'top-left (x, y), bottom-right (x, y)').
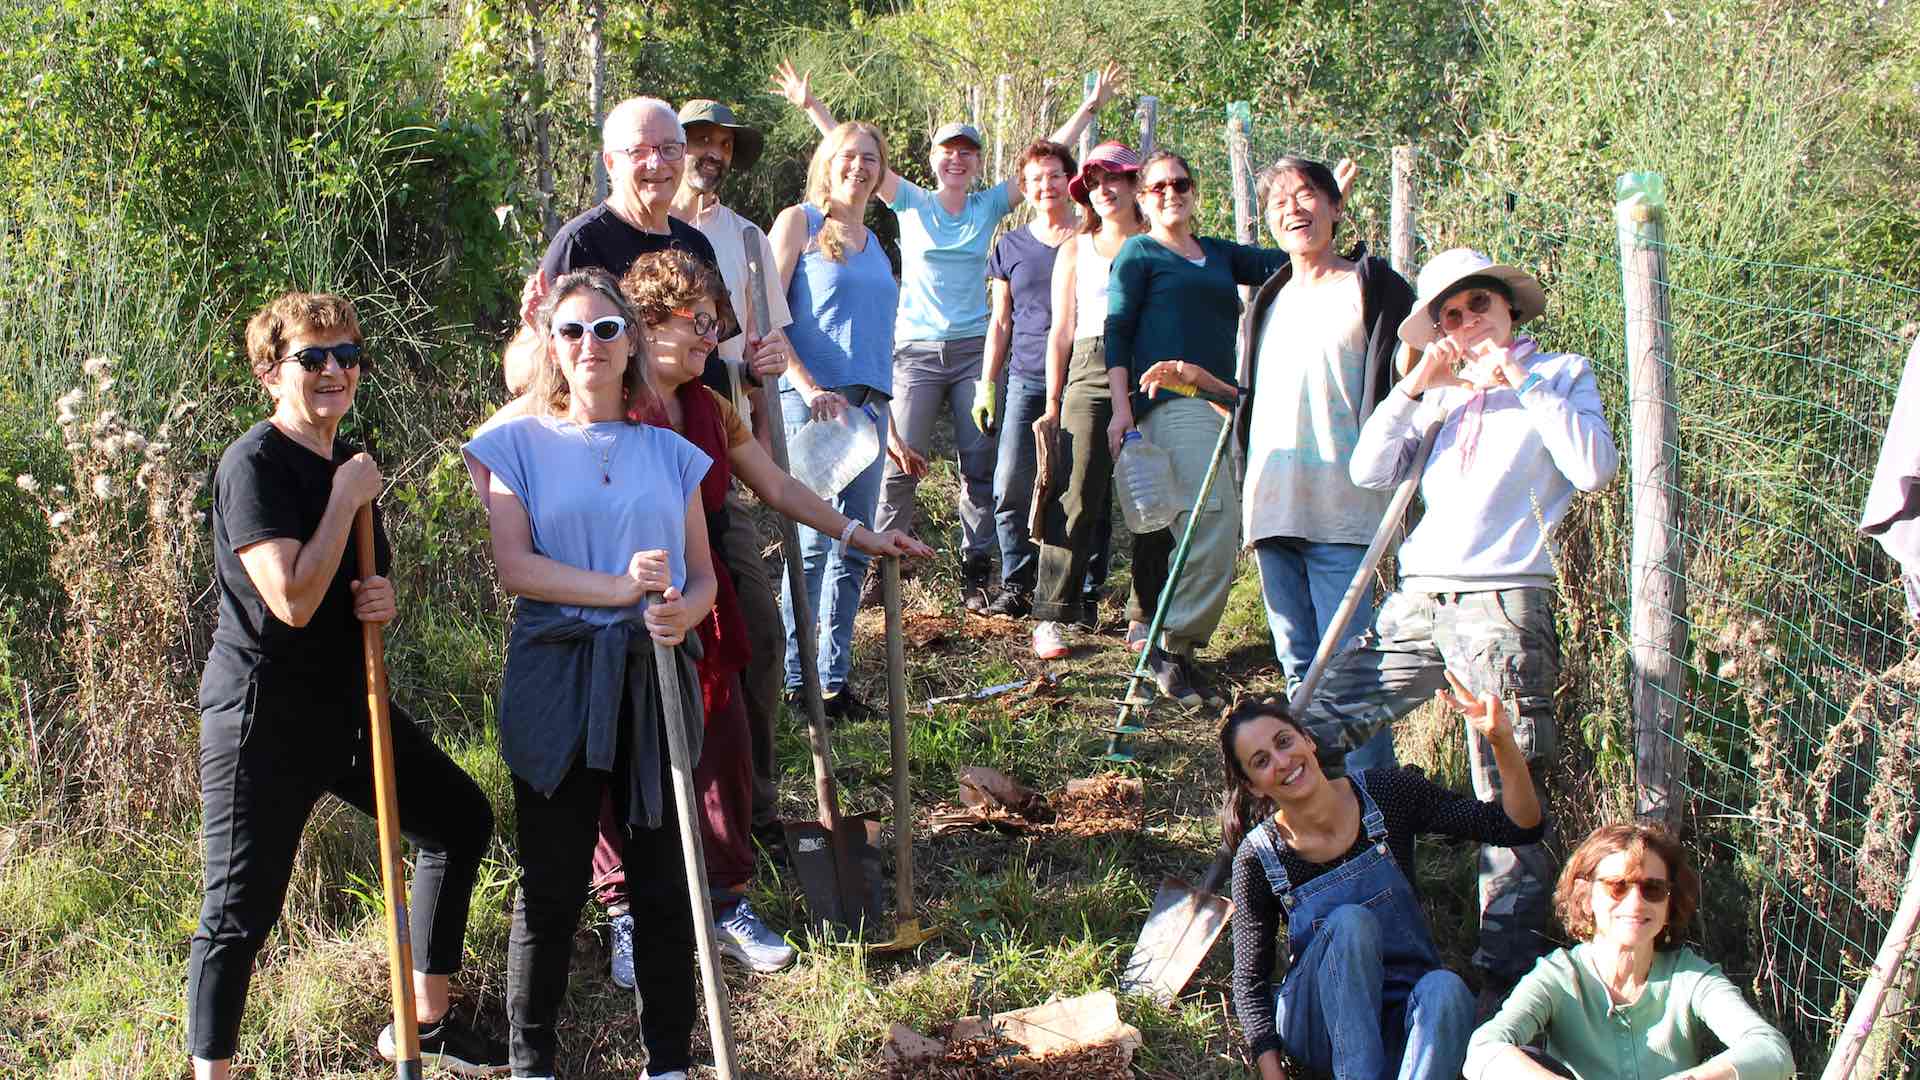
top-left (885, 1036), bottom-right (1134, 1078)
top-left (1049, 774), bottom-right (1146, 838)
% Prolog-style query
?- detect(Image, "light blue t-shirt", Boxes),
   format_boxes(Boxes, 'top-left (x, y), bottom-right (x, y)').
top-left (888, 178), bottom-right (1013, 343)
top-left (463, 415), bottom-right (710, 625)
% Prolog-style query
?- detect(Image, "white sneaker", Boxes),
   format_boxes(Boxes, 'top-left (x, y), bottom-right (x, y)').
top-left (1032, 621), bottom-right (1068, 660)
top-left (609, 912), bottom-right (635, 989)
top-left (714, 898), bottom-right (796, 972)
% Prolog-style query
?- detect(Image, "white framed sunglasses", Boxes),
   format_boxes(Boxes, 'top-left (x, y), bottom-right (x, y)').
top-left (553, 315), bottom-right (629, 342)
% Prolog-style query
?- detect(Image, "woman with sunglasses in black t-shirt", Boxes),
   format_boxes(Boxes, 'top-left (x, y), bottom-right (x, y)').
top-left (187, 293), bottom-right (506, 1079)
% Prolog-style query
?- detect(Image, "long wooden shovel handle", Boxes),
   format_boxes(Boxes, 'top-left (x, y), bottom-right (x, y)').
top-left (1287, 419), bottom-right (1444, 715)
top-left (354, 505), bottom-right (421, 1080)
top-left (744, 224), bottom-right (847, 833)
top-left (648, 600), bottom-right (740, 1078)
top-left (882, 556), bottom-right (913, 916)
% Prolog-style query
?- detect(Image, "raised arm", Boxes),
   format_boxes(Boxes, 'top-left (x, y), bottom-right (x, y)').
top-left (1005, 62), bottom-right (1122, 212)
top-left (770, 60), bottom-right (902, 204)
top-left (1350, 344), bottom-right (1461, 490)
top-left (1511, 352), bottom-right (1619, 492)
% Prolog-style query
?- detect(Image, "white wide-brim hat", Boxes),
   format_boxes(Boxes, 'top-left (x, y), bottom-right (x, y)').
top-left (1397, 247), bottom-right (1547, 349)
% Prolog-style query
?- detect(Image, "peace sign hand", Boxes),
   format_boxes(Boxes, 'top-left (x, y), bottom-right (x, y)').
top-left (1434, 669), bottom-right (1516, 747)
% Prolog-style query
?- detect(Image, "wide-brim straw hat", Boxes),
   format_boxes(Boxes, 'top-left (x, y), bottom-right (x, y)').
top-left (1398, 247), bottom-right (1547, 349)
top-left (1068, 141), bottom-right (1142, 204)
top-left (677, 99), bottom-right (765, 172)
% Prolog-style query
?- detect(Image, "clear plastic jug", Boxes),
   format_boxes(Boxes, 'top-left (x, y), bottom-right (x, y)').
top-left (1115, 429), bottom-right (1178, 533)
top-left (788, 403), bottom-right (882, 499)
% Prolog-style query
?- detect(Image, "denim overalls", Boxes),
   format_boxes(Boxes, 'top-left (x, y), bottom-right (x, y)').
top-left (1245, 769), bottom-right (1472, 1080)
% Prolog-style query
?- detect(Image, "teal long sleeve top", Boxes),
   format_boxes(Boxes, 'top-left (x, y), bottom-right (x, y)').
top-left (1465, 944), bottom-right (1795, 1080)
top-left (1103, 234), bottom-right (1289, 421)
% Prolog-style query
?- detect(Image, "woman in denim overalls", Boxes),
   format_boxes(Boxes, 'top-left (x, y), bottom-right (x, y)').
top-left (1223, 672), bottom-right (1544, 1080)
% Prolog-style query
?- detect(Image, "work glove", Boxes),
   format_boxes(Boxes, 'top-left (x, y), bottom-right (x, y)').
top-left (970, 377), bottom-right (998, 436)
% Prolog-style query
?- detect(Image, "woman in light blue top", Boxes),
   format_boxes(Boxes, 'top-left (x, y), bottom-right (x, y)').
top-left (462, 268), bottom-right (715, 1078)
top-left (768, 121), bottom-right (900, 712)
top-left (772, 59), bottom-right (1120, 613)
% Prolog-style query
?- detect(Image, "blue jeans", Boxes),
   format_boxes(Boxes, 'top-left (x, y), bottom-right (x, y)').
top-left (991, 377), bottom-right (1047, 591)
top-left (1274, 905), bottom-right (1475, 1080)
top-left (780, 388), bottom-right (887, 693)
top-left (1254, 537), bottom-right (1396, 772)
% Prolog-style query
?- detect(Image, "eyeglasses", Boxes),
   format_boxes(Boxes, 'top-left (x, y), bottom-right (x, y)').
top-left (554, 316), bottom-right (629, 342)
top-left (1144, 177), bottom-right (1194, 197)
top-left (671, 308), bottom-right (721, 339)
top-left (1436, 289), bottom-right (1498, 331)
top-left (282, 343), bottom-right (364, 372)
top-left (614, 142), bottom-right (686, 164)
top-left (1592, 876), bottom-right (1672, 904)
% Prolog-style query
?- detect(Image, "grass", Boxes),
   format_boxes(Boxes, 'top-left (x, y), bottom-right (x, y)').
top-left (0, 440), bottom-right (1606, 1079)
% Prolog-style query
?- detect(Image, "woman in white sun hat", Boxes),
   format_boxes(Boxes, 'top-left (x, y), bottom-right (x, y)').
top-left (1291, 246), bottom-right (1620, 1011)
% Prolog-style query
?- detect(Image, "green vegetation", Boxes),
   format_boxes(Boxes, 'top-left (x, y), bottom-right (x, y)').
top-left (3, 0), bottom-right (1918, 1075)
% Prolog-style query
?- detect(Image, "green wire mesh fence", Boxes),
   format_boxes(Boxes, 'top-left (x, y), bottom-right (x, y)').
top-left (1144, 98), bottom-right (1920, 1073)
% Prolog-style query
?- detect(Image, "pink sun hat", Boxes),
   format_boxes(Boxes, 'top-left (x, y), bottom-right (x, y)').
top-left (1068, 141), bottom-right (1143, 204)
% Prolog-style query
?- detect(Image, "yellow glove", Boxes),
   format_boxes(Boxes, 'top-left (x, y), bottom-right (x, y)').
top-left (970, 377), bottom-right (999, 435)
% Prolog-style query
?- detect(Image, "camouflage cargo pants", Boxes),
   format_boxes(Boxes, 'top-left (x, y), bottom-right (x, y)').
top-left (1297, 586), bottom-right (1560, 983)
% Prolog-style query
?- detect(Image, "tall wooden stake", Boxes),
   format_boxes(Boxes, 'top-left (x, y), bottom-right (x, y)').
top-left (1616, 171), bottom-right (1686, 830)
top-left (1820, 831), bottom-right (1920, 1080)
top-left (1390, 145), bottom-right (1416, 279)
top-left (1135, 95), bottom-right (1158, 159)
top-left (588, 0), bottom-right (608, 202)
top-left (1226, 102), bottom-right (1255, 249)
top-left (994, 74), bottom-right (1011, 183)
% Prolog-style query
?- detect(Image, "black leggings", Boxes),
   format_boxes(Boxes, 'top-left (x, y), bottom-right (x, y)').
top-left (506, 707), bottom-right (695, 1075)
top-left (187, 685), bottom-right (494, 1061)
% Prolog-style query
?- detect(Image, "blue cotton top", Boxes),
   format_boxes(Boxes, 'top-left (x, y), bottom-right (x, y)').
top-left (887, 178), bottom-right (1013, 342)
top-left (781, 203), bottom-right (899, 396)
top-left (462, 415), bottom-right (710, 624)
top-left (986, 224), bottom-right (1065, 382)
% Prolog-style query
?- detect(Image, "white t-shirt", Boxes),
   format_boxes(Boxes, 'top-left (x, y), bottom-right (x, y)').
top-left (682, 198), bottom-right (795, 366)
top-left (1241, 272), bottom-right (1392, 545)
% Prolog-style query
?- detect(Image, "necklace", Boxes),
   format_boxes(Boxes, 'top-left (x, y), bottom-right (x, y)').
top-left (579, 423), bottom-right (614, 485)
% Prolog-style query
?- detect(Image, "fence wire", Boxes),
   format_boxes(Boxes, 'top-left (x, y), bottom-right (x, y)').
top-left (1146, 100), bottom-right (1920, 1074)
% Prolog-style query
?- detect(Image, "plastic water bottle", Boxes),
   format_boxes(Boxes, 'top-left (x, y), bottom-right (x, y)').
top-left (1116, 430), bottom-right (1178, 533)
top-left (788, 403), bottom-right (882, 499)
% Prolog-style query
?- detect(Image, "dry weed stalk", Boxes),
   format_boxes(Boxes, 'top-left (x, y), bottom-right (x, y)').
top-left (20, 358), bottom-right (208, 825)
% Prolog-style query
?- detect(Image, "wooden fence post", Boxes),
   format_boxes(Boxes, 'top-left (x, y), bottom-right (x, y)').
top-left (994, 74), bottom-right (1011, 183)
top-left (1135, 95), bottom-right (1158, 158)
top-left (1615, 171), bottom-right (1686, 830)
top-left (1226, 102), bottom-right (1256, 247)
top-left (1390, 145), bottom-right (1416, 279)
top-left (1079, 71), bottom-right (1100, 164)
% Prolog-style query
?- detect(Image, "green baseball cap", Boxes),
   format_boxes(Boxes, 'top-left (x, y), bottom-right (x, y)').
top-left (676, 99), bottom-right (765, 172)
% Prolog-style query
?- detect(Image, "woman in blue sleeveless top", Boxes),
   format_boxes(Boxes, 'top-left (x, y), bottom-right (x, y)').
top-left (1220, 672), bottom-right (1543, 1080)
top-left (767, 120), bottom-right (900, 711)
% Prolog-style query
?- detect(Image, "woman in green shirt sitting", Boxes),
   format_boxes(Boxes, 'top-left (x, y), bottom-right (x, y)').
top-left (1465, 823), bottom-right (1794, 1080)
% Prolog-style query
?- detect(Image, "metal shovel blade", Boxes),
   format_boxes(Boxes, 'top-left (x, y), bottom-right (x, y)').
top-left (783, 814), bottom-right (885, 931)
top-left (1119, 868), bottom-right (1233, 1003)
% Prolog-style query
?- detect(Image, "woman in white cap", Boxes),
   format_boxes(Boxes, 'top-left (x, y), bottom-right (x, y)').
top-left (1291, 246), bottom-right (1620, 1009)
top-left (772, 60), bottom-right (1120, 619)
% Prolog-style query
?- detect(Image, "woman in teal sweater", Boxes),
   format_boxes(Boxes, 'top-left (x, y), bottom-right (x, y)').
top-left (1104, 149), bottom-right (1288, 707)
top-left (1465, 823), bottom-right (1794, 1080)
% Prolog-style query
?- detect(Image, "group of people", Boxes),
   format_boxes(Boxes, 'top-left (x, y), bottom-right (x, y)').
top-left (182, 64), bottom-right (1800, 1080)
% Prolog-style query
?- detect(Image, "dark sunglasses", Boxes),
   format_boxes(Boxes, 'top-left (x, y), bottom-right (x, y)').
top-left (1436, 289), bottom-right (1498, 331)
top-left (671, 308), bottom-right (721, 338)
top-left (1592, 876), bottom-right (1671, 903)
top-left (1144, 177), bottom-right (1195, 197)
top-left (554, 316), bottom-right (629, 342)
top-left (282, 343), bottom-right (364, 372)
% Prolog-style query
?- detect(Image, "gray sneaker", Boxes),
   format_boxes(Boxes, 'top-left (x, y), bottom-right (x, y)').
top-left (714, 898), bottom-right (796, 972)
top-left (1146, 647), bottom-right (1203, 708)
top-left (609, 912), bottom-right (635, 990)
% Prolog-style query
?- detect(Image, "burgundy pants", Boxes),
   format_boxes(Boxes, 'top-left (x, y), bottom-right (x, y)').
top-left (592, 672), bottom-right (754, 911)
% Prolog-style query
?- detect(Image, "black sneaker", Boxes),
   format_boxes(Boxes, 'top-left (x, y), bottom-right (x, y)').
top-left (823, 687), bottom-right (875, 721)
top-left (379, 1009), bottom-right (509, 1076)
top-left (959, 556), bottom-right (992, 613)
top-left (982, 587), bottom-right (1032, 618)
top-left (1145, 647), bottom-right (1203, 708)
